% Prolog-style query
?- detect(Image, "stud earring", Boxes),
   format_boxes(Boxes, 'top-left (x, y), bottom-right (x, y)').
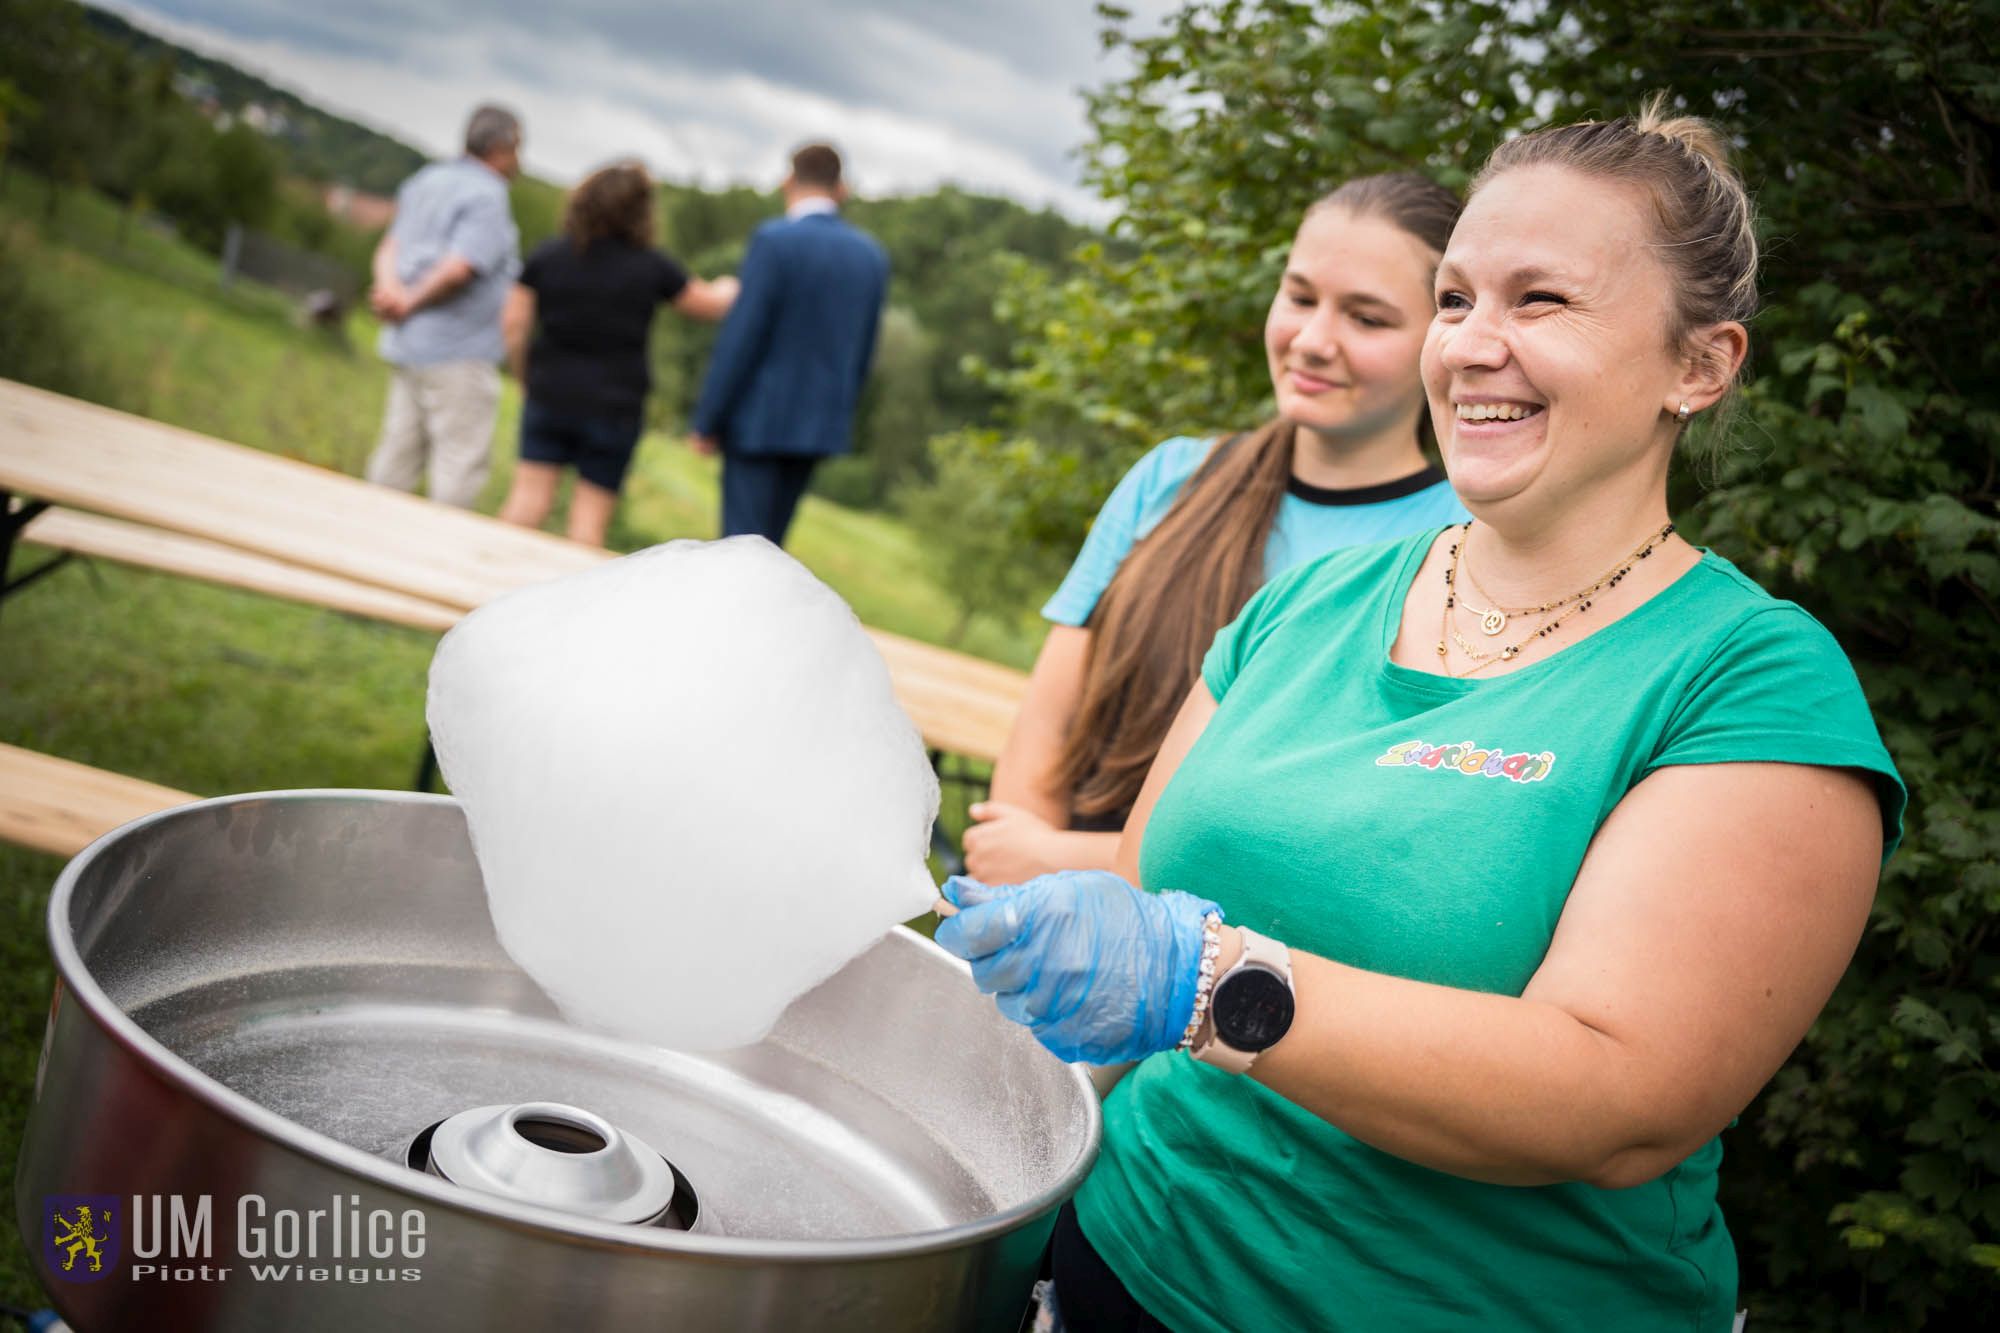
top-left (1676, 402), bottom-right (1692, 424)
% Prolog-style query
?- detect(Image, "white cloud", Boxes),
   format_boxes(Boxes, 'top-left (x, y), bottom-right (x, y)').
top-left (96, 0), bottom-right (1183, 219)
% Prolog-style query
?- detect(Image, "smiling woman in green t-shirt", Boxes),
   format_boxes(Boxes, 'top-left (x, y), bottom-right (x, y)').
top-left (937, 99), bottom-right (1905, 1333)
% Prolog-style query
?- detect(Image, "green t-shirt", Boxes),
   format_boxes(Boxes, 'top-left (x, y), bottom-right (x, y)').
top-left (1073, 529), bottom-right (1904, 1333)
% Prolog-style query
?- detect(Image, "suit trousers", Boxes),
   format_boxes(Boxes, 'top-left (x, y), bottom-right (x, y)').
top-left (720, 451), bottom-right (820, 546)
top-left (365, 361), bottom-right (500, 508)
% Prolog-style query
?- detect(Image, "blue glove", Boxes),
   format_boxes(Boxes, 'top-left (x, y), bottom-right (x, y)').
top-left (933, 870), bottom-right (1220, 1065)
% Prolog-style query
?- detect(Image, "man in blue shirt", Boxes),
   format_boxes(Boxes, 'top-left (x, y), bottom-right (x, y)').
top-left (688, 143), bottom-right (889, 546)
top-left (364, 105), bottom-right (523, 509)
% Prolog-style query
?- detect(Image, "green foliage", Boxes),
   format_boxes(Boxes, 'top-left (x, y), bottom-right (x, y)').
top-left (510, 174), bottom-right (566, 252)
top-left (899, 429), bottom-right (1075, 645)
top-left (0, 223), bottom-right (96, 399)
top-left (910, 0), bottom-right (1538, 594)
top-left (957, 0), bottom-right (2000, 1323)
top-left (820, 305), bottom-right (939, 508)
top-left (850, 185), bottom-right (1088, 430)
top-left (636, 179), bottom-right (1096, 518)
top-left (1, 0), bottom-right (283, 250)
top-left (80, 3), bottom-right (428, 195)
top-left (1554, 4), bottom-right (1999, 1325)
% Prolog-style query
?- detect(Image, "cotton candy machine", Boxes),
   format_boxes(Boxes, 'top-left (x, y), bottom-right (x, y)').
top-left (14, 792), bottom-right (1098, 1331)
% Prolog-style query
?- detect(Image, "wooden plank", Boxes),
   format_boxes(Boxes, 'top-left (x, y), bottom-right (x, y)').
top-left (0, 378), bottom-right (1030, 763)
top-left (0, 744), bottom-right (194, 859)
top-left (867, 631), bottom-right (1026, 763)
top-left (0, 377), bottom-right (600, 610)
top-left (21, 510), bottom-right (1023, 754)
top-left (22, 508), bottom-right (463, 633)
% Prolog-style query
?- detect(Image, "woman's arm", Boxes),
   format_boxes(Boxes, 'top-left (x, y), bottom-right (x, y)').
top-left (989, 625), bottom-right (1091, 822)
top-left (673, 275), bottom-right (741, 322)
top-left (501, 285), bottom-right (535, 382)
top-left (963, 684), bottom-right (1883, 1189)
top-left (1247, 760), bottom-right (1881, 1187)
top-left (1114, 683), bottom-right (1217, 883)
top-left (966, 625), bottom-right (1121, 881)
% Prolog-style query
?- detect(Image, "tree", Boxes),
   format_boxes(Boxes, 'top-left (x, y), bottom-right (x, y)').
top-left (1541, 5), bottom-right (2000, 1327)
top-left (818, 305), bottom-right (941, 507)
top-left (909, 0), bottom-right (1538, 595)
top-left (0, 76), bottom-right (38, 186)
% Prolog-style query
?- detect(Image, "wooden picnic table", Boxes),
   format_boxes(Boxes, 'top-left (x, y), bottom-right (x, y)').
top-left (0, 378), bottom-right (601, 610)
top-left (0, 377), bottom-right (1025, 766)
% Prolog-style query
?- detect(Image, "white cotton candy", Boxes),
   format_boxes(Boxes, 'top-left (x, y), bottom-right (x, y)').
top-left (427, 536), bottom-right (940, 1051)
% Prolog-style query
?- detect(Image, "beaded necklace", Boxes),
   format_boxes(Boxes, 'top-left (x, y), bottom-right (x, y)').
top-left (1437, 520), bottom-right (1676, 677)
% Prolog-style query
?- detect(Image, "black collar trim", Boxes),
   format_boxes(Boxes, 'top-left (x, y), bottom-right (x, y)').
top-left (1286, 465), bottom-right (1447, 507)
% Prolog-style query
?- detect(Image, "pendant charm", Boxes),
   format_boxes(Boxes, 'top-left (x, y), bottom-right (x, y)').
top-left (1479, 608), bottom-right (1507, 636)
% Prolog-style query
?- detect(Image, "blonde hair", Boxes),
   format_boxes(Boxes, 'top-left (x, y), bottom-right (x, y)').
top-left (1472, 93), bottom-right (1758, 453)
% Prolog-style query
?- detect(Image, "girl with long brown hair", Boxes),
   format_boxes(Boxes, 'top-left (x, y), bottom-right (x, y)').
top-left (964, 174), bottom-right (1468, 883)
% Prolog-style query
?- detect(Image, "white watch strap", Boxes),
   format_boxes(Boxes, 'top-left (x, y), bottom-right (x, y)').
top-left (1192, 928), bottom-right (1293, 1074)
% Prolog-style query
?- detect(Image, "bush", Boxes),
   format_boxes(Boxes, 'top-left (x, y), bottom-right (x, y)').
top-left (0, 224), bottom-right (99, 398)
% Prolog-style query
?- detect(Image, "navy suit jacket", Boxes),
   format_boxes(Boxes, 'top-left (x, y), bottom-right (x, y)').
top-left (691, 211), bottom-right (889, 458)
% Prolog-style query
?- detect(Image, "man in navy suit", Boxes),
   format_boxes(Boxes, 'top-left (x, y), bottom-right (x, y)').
top-left (688, 144), bottom-right (889, 546)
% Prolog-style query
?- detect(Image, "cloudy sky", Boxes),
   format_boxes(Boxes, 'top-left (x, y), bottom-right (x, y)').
top-left (100, 0), bottom-right (1181, 216)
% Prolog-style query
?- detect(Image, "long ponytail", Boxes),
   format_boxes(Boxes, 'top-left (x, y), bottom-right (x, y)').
top-left (1049, 171), bottom-right (1461, 824)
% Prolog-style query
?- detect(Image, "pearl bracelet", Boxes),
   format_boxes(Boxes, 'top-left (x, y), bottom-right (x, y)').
top-left (1177, 912), bottom-right (1224, 1052)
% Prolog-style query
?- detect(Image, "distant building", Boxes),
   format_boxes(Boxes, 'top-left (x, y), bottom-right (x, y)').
top-left (323, 185), bottom-right (396, 231)
top-left (170, 72), bottom-right (219, 114)
top-left (238, 102), bottom-right (295, 138)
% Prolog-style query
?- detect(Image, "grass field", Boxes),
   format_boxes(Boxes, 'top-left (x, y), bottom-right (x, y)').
top-left (0, 172), bottom-right (1041, 1309)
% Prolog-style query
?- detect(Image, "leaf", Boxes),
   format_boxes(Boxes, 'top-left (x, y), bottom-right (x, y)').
top-left (1846, 383), bottom-right (1912, 445)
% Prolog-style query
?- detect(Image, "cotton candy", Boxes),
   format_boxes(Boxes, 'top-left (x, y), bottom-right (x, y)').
top-left (428, 537), bottom-right (939, 1050)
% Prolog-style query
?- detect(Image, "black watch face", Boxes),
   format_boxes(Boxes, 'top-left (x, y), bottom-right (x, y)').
top-left (1213, 966), bottom-right (1294, 1051)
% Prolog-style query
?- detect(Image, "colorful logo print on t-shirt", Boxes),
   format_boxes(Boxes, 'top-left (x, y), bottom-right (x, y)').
top-left (1377, 739), bottom-right (1555, 784)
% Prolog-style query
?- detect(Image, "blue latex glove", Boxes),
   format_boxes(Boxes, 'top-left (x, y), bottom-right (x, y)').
top-left (933, 870), bottom-right (1221, 1065)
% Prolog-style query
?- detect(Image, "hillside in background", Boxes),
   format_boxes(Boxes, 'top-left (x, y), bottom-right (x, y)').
top-left (82, 3), bottom-right (429, 194)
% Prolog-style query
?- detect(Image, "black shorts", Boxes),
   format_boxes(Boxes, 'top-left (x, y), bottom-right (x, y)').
top-left (518, 399), bottom-right (643, 493)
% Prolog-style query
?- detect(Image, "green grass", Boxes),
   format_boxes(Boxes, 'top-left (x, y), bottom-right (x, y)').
top-left (0, 172), bottom-right (1038, 1309)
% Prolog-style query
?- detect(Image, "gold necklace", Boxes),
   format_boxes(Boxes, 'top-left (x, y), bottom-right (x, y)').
top-left (1437, 520), bottom-right (1676, 677)
top-left (1449, 616), bottom-right (1547, 662)
top-left (1455, 527), bottom-right (1666, 638)
top-left (1456, 565), bottom-right (1588, 637)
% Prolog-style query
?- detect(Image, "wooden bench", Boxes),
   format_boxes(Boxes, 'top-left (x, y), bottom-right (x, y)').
top-left (21, 507), bottom-right (463, 633)
top-left (0, 742), bottom-right (193, 858)
top-left (0, 378), bottom-right (1026, 767)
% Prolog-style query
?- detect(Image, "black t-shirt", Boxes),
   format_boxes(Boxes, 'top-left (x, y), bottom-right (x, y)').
top-left (518, 237), bottom-right (690, 417)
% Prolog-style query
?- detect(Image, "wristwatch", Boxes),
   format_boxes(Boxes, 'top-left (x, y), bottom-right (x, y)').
top-left (1192, 928), bottom-right (1295, 1074)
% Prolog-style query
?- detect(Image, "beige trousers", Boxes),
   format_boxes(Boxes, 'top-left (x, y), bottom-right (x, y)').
top-left (365, 361), bottom-right (501, 509)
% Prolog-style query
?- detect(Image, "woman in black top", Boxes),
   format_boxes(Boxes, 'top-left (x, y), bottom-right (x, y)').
top-left (499, 160), bottom-right (737, 546)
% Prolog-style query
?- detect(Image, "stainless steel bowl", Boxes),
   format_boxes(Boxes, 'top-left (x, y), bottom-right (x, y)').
top-left (14, 792), bottom-right (1098, 1331)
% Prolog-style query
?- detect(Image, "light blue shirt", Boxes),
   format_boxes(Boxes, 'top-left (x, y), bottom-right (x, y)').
top-left (377, 157), bottom-right (520, 367)
top-left (1042, 435), bottom-right (1471, 626)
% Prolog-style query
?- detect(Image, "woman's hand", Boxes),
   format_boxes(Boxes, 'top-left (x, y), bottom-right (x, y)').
top-left (933, 871), bottom-right (1220, 1064)
top-left (962, 801), bottom-right (1068, 884)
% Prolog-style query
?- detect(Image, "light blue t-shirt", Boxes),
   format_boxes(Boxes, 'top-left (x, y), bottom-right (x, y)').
top-left (378, 157), bottom-right (521, 367)
top-left (1042, 434), bottom-right (1471, 626)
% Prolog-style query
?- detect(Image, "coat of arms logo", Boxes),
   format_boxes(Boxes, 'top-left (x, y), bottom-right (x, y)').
top-left (43, 1195), bottom-right (120, 1282)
